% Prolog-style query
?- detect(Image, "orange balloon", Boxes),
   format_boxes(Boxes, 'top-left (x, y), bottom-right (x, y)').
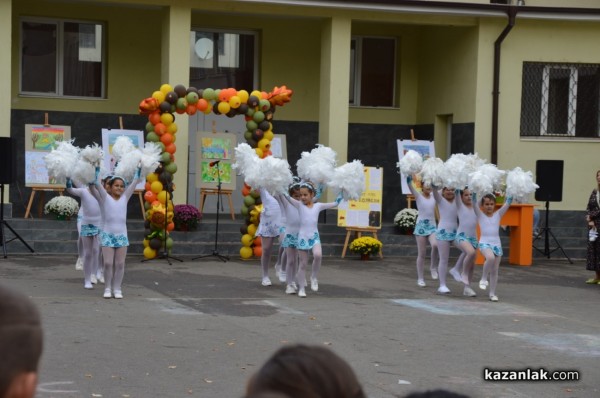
top-left (186, 104), bottom-right (197, 115)
top-left (196, 98), bottom-right (208, 111)
top-left (144, 190), bottom-right (157, 203)
top-left (166, 222), bottom-right (175, 232)
top-left (148, 111), bottom-right (161, 125)
top-left (160, 133), bottom-right (173, 145)
top-left (253, 236), bottom-right (262, 247)
top-left (154, 123), bottom-right (167, 135)
top-left (253, 245), bottom-right (262, 257)
top-left (145, 182), bottom-right (151, 192)
top-left (242, 186), bottom-right (250, 196)
top-left (260, 91), bottom-right (268, 99)
top-left (165, 143), bottom-right (176, 154)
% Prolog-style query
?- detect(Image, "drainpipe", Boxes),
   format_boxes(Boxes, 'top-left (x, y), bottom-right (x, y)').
top-left (491, 6), bottom-right (517, 165)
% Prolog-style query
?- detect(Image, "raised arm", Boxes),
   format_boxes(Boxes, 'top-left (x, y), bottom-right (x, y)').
top-left (66, 178), bottom-right (84, 198)
top-left (316, 193), bottom-right (343, 211)
top-left (497, 196), bottom-right (513, 218)
top-left (123, 168), bottom-right (142, 200)
top-left (283, 193), bottom-right (301, 208)
top-left (472, 192), bottom-right (482, 218)
top-left (454, 189), bottom-right (463, 211)
top-left (432, 187), bottom-right (443, 204)
top-left (407, 176), bottom-right (420, 198)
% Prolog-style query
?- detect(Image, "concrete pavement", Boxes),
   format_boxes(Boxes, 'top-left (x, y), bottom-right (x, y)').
top-left (1, 253), bottom-right (599, 398)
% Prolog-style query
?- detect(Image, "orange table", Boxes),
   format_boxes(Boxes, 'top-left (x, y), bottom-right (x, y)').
top-left (475, 204), bottom-right (535, 266)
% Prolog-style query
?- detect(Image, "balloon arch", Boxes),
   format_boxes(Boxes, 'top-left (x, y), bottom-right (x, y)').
top-left (138, 84), bottom-right (293, 259)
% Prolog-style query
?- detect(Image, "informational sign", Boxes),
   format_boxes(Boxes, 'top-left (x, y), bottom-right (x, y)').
top-left (101, 129), bottom-right (145, 189)
top-left (337, 166), bottom-right (383, 228)
top-left (196, 131), bottom-right (237, 190)
top-left (397, 139), bottom-right (435, 194)
top-left (25, 124), bottom-right (71, 187)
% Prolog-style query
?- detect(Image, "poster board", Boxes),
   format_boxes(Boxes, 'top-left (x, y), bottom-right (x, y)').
top-left (25, 124), bottom-right (71, 187)
top-left (101, 129), bottom-right (145, 190)
top-left (196, 132), bottom-right (237, 190)
top-left (397, 139), bottom-right (435, 194)
top-left (270, 134), bottom-right (288, 159)
top-left (337, 166), bottom-right (383, 228)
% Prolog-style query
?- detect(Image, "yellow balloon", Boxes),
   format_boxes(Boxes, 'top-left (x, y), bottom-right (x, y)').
top-left (264, 130), bottom-right (274, 141)
top-left (257, 138), bottom-right (271, 151)
top-left (157, 190), bottom-right (168, 204)
top-left (255, 148), bottom-right (263, 158)
top-left (241, 234), bottom-right (253, 247)
top-left (229, 96), bottom-right (241, 109)
top-left (152, 90), bottom-right (166, 104)
top-left (150, 181), bottom-right (163, 194)
top-left (160, 112), bottom-right (174, 126)
top-left (218, 101), bottom-right (231, 114)
top-left (167, 123), bottom-right (178, 134)
top-left (247, 223), bottom-right (257, 236)
top-left (240, 246), bottom-right (253, 259)
top-left (250, 90), bottom-right (262, 99)
top-left (143, 239), bottom-right (150, 248)
top-left (160, 84), bottom-right (173, 95)
top-left (237, 90), bottom-right (249, 104)
top-left (147, 173), bottom-right (159, 183)
top-left (143, 246), bottom-right (157, 259)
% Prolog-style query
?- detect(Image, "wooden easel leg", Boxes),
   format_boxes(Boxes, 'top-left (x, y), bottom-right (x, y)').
top-left (199, 192), bottom-right (207, 213)
top-left (341, 230), bottom-right (353, 258)
top-left (37, 192), bottom-right (45, 218)
top-left (25, 191), bottom-right (36, 219)
top-left (227, 193), bottom-right (235, 220)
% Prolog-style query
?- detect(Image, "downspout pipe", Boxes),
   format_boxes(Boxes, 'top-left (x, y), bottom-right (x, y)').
top-left (491, 6), bottom-right (517, 165)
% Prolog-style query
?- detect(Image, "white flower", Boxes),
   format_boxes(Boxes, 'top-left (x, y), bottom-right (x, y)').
top-left (44, 196), bottom-right (79, 217)
top-left (394, 208), bottom-right (418, 228)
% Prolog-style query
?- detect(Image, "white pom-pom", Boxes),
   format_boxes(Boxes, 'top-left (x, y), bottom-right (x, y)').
top-left (232, 143), bottom-right (259, 176)
top-left (80, 143), bottom-right (104, 166)
top-left (328, 160), bottom-right (365, 200)
top-left (44, 140), bottom-right (80, 182)
top-left (111, 136), bottom-right (136, 162)
top-left (296, 144), bottom-right (337, 184)
top-left (249, 157), bottom-right (293, 195)
top-left (468, 163), bottom-right (506, 196)
top-left (506, 167), bottom-right (539, 202)
top-left (140, 142), bottom-right (162, 177)
top-left (114, 149), bottom-right (142, 184)
top-left (418, 157), bottom-right (445, 188)
top-left (71, 159), bottom-right (96, 185)
top-left (397, 150), bottom-right (423, 176)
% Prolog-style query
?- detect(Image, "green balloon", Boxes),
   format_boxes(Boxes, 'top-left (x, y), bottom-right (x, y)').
top-left (146, 132), bottom-right (159, 142)
top-left (157, 142), bottom-right (166, 152)
top-left (166, 237), bottom-right (173, 249)
top-left (145, 122), bottom-right (155, 133)
top-left (160, 152), bottom-right (171, 163)
top-left (250, 190), bottom-right (260, 199)
top-left (203, 88), bottom-right (215, 101)
top-left (246, 120), bottom-right (258, 131)
top-left (253, 111), bottom-right (265, 123)
top-left (176, 97), bottom-right (187, 110)
top-left (243, 195), bottom-right (256, 207)
top-left (241, 204), bottom-right (249, 216)
top-left (186, 92), bottom-right (199, 105)
top-left (246, 107), bottom-right (255, 117)
top-left (165, 162), bottom-right (178, 174)
top-left (244, 131), bottom-right (253, 140)
top-left (259, 99), bottom-right (271, 111)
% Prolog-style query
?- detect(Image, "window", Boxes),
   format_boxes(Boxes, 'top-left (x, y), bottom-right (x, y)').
top-left (520, 62), bottom-right (600, 137)
top-left (350, 36), bottom-right (396, 107)
top-left (189, 29), bottom-right (257, 90)
top-left (20, 18), bottom-right (105, 98)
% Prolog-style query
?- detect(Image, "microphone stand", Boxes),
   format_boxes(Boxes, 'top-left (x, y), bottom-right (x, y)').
top-left (0, 183), bottom-right (35, 258)
top-left (142, 181), bottom-right (183, 265)
top-left (194, 160), bottom-right (229, 262)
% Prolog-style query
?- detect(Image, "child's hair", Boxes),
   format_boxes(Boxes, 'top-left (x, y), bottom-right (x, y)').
top-left (288, 183), bottom-right (301, 196)
top-left (108, 176), bottom-right (126, 188)
top-left (481, 193), bottom-right (496, 205)
top-left (245, 344), bottom-right (366, 398)
top-left (0, 284), bottom-right (43, 397)
top-left (299, 181), bottom-right (315, 194)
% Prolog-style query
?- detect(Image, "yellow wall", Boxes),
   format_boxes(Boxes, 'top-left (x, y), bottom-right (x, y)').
top-left (12, 2), bottom-right (162, 114)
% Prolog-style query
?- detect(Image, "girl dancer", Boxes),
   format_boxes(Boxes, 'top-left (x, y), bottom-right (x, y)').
top-left (433, 187), bottom-right (458, 294)
top-left (67, 178), bottom-right (101, 289)
top-left (474, 193), bottom-right (512, 302)
top-left (276, 182), bottom-right (303, 294)
top-left (91, 169), bottom-right (141, 299)
top-left (284, 182), bottom-right (341, 297)
top-left (407, 176), bottom-right (438, 287)
top-left (454, 188), bottom-right (478, 297)
top-left (256, 187), bottom-right (283, 287)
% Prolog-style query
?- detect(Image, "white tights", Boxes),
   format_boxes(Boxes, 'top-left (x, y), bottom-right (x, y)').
top-left (480, 248), bottom-right (501, 296)
top-left (81, 236), bottom-right (100, 285)
top-left (415, 235), bottom-right (438, 280)
top-left (297, 244), bottom-right (323, 287)
top-left (457, 241), bottom-right (477, 286)
top-left (102, 246), bottom-right (127, 293)
top-left (260, 237), bottom-right (276, 279)
top-left (285, 247), bottom-right (298, 286)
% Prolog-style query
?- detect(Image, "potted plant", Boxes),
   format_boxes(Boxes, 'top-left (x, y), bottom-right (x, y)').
top-left (349, 236), bottom-right (382, 260)
top-left (173, 204), bottom-right (202, 231)
top-left (44, 196), bottom-right (79, 220)
top-left (394, 208), bottom-right (418, 234)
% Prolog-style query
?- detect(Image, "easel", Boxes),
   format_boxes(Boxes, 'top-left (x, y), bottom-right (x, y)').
top-left (199, 188), bottom-right (235, 220)
top-left (405, 129), bottom-right (418, 209)
top-left (25, 187), bottom-right (65, 219)
top-left (341, 227), bottom-right (383, 259)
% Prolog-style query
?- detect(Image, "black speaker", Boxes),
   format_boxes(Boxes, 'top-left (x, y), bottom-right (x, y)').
top-left (535, 160), bottom-right (563, 202)
top-left (0, 137), bottom-right (13, 184)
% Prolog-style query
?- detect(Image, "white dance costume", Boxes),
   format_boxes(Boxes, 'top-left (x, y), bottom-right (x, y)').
top-left (433, 190), bottom-right (458, 241)
top-left (408, 182), bottom-right (436, 236)
top-left (456, 198), bottom-right (478, 247)
top-left (454, 194), bottom-right (478, 288)
top-left (96, 179), bottom-right (140, 247)
top-left (256, 188), bottom-right (282, 238)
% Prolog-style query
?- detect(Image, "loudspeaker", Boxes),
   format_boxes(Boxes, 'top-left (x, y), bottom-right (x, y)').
top-left (0, 137), bottom-right (13, 184)
top-left (535, 160), bottom-right (563, 202)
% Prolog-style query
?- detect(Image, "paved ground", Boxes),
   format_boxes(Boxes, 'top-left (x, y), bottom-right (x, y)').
top-left (1, 252), bottom-right (599, 398)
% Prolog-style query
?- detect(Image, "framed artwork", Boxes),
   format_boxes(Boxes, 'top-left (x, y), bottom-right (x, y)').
top-left (101, 129), bottom-right (145, 189)
top-left (25, 124), bottom-right (71, 187)
top-left (196, 131), bottom-right (237, 190)
top-left (397, 139), bottom-right (436, 194)
top-left (337, 166), bottom-right (383, 228)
